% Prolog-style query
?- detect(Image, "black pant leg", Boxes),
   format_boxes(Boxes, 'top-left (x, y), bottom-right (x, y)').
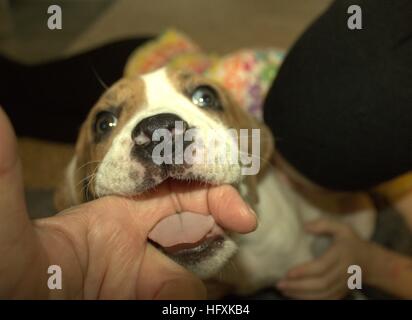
top-left (264, 0), bottom-right (412, 190)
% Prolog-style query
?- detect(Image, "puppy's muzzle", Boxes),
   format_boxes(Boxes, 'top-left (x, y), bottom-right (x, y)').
top-left (131, 113), bottom-right (189, 162)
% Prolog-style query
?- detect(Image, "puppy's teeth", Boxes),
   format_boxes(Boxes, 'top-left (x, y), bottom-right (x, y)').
top-left (135, 133), bottom-right (150, 146)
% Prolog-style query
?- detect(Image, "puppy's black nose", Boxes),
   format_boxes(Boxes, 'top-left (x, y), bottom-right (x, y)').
top-left (132, 113), bottom-right (188, 148)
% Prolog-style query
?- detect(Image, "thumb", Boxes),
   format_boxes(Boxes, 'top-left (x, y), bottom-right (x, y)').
top-left (0, 107), bottom-right (30, 243)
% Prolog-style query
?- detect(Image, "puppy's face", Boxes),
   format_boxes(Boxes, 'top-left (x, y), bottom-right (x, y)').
top-left (56, 67), bottom-right (273, 279)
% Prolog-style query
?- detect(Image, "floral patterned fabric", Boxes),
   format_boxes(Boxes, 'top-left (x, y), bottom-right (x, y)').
top-left (124, 29), bottom-right (285, 120)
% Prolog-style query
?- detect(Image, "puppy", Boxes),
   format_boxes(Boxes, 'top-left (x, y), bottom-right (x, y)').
top-left (55, 66), bottom-right (375, 296)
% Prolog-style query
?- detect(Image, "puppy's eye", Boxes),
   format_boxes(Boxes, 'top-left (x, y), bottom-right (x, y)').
top-left (94, 111), bottom-right (118, 136)
top-left (191, 85), bottom-right (222, 110)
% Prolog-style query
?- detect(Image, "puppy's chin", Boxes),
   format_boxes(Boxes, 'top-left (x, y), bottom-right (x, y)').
top-left (155, 235), bottom-right (238, 279)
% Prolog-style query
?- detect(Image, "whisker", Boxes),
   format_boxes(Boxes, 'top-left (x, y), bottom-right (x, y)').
top-left (85, 174), bottom-right (97, 201)
top-left (76, 160), bottom-right (102, 172)
top-left (229, 259), bottom-right (238, 274)
top-left (92, 67), bottom-right (109, 90)
top-left (76, 172), bottom-right (96, 188)
top-left (79, 164), bottom-right (100, 200)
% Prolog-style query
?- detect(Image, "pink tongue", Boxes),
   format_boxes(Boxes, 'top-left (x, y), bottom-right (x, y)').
top-left (148, 212), bottom-right (217, 247)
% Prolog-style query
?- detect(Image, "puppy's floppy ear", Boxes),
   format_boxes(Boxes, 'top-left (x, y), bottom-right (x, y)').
top-left (54, 123), bottom-right (90, 211)
top-left (242, 108), bottom-right (275, 206)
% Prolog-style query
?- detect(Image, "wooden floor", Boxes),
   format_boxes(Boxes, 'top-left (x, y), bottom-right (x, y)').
top-left (0, 0), bottom-right (332, 192)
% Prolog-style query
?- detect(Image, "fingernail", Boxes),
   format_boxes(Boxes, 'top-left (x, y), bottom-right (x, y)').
top-left (247, 204), bottom-right (257, 217)
top-left (246, 204), bottom-right (258, 229)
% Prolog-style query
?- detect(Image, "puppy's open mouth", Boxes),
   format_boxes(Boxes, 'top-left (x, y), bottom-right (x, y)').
top-left (148, 210), bottom-right (226, 257)
top-left (146, 178), bottom-right (228, 259)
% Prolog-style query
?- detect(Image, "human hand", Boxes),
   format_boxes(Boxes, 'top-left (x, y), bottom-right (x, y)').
top-left (0, 107), bottom-right (257, 299)
top-left (277, 218), bottom-right (368, 299)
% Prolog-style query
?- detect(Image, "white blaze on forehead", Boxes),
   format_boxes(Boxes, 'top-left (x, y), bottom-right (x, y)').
top-left (94, 67), bottom-right (241, 198)
top-left (143, 69), bottom-right (241, 171)
top-left (142, 68), bottom-right (222, 129)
